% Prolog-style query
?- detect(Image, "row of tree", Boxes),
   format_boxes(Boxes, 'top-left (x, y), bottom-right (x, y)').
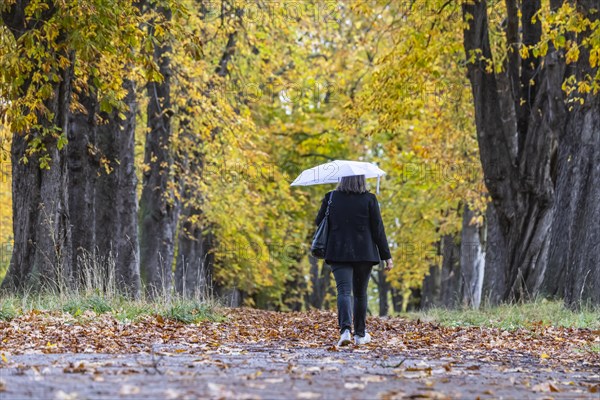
top-left (0, 0), bottom-right (598, 310)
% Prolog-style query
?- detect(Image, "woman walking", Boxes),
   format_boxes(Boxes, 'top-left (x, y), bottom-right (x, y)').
top-left (314, 174), bottom-right (393, 346)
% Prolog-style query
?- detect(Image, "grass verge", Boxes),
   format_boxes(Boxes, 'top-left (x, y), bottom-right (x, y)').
top-left (404, 300), bottom-right (600, 330)
top-left (0, 293), bottom-right (224, 324)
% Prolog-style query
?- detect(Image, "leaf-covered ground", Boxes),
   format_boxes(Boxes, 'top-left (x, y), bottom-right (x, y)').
top-left (1, 308), bottom-right (598, 399)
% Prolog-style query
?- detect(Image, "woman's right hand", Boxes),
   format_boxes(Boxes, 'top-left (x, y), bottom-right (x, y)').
top-left (384, 258), bottom-right (393, 271)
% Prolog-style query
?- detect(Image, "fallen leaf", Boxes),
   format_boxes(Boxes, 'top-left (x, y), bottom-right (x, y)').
top-left (119, 384), bottom-right (141, 395)
top-left (263, 378), bottom-right (284, 384)
top-left (344, 382), bottom-right (365, 390)
top-left (164, 389), bottom-right (181, 399)
top-left (532, 382), bottom-right (560, 392)
top-left (207, 383), bottom-right (234, 398)
top-left (297, 392), bottom-right (321, 399)
top-left (360, 375), bottom-right (387, 383)
top-left (246, 370), bottom-right (263, 379)
top-left (379, 390), bottom-right (407, 400)
top-left (63, 362), bottom-right (87, 374)
top-left (407, 390), bottom-right (448, 399)
top-left (54, 391), bottom-right (78, 400)
top-left (549, 383), bottom-right (560, 392)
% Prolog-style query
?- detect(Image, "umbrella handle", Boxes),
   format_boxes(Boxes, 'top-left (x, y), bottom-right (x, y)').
top-left (376, 176), bottom-right (380, 194)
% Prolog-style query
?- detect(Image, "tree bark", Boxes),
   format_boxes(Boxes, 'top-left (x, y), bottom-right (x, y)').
top-left (439, 234), bottom-right (461, 308)
top-left (67, 88), bottom-right (97, 285)
top-left (560, 93), bottom-right (600, 308)
top-left (175, 205), bottom-right (210, 299)
top-left (173, 18), bottom-right (238, 299)
top-left (139, 4), bottom-right (178, 299)
top-left (377, 262), bottom-right (390, 316)
top-left (308, 255), bottom-right (329, 309)
top-left (541, 94), bottom-right (600, 305)
top-left (462, 0), bottom-right (561, 302)
top-left (282, 263), bottom-right (306, 312)
top-left (173, 105), bottom-right (211, 300)
top-left (481, 202), bottom-right (507, 305)
top-left (66, 80), bottom-right (140, 297)
top-left (391, 287), bottom-right (403, 313)
top-left (464, 0), bottom-right (600, 308)
top-left (420, 264), bottom-right (441, 310)
top-left (95, 79), bottom-right (141, 296)
top-left (322, 264), bottom-right (336, 309)
top-left (460, 205), bottom-right (485, 308)
top-left (1, 3), bottom-right (74, 293)
top-left (172, 105), bottom-right (213, 299)
top-left (4, 126), bottom-right (73, 292)
top-left (544, 1), bottom-right (600, 307)
top-left (422, 233), bottom-right (464, 310)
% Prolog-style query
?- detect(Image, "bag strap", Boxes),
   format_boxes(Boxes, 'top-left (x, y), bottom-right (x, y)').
top-left (325, 191), bottom-right (334, 216)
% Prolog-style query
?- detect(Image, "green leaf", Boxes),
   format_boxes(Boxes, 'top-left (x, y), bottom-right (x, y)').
top-left (57, 134), bottom-right (68, 150)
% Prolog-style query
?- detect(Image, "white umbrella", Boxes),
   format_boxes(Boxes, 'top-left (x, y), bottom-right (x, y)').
top-left (290, 160), bottom-right (386, 193)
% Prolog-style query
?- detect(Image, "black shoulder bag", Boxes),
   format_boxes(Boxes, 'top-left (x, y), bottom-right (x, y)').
top-left (310, 191), bottom-right (333, 259)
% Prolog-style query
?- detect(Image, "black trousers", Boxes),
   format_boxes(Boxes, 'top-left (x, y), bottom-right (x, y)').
top-left (330, 262), bottom-right (373, 337)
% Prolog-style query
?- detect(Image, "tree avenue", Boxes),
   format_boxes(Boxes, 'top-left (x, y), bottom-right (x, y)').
top-left (0, 0), bottom-right (598, 310)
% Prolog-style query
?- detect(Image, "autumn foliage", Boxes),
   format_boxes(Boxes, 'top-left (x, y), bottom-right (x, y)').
top-left (1, 1), bottom-right (600, 309)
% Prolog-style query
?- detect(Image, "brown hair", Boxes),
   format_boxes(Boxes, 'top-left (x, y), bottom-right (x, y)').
top-left (335, 175), bottom-right (367, 193)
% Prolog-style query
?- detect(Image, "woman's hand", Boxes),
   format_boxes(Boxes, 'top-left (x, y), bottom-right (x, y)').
top-left (384, 258), bottom-right (393, 271)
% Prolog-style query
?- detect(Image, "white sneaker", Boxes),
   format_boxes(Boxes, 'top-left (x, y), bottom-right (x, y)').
top-left (337, 329), bottom-right (352, 346)
top-left (354, 332), bottom-right (371, 345)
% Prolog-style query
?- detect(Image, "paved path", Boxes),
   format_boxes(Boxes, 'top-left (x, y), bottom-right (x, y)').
top-left (1, 344), bottom-right (598, 399)
top-left (1, 308), bottom-right (598, 399)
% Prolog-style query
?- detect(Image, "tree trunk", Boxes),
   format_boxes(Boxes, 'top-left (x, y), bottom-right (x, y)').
top-left (460, 205), bottom-right (485, 308)
top-left (175, 205), bottom-right (210, 299)
top-left (391, 287), bottom-right (403, 314)
top-left (0, 5), bottom-right (74, 292)
top-left (113, 80), bottom-right (141, 297)
top-left (173, 21), bottom-right (238, 300)
top-left (139, 4), bottom-right (178, 299)
top-left (542, 1), bottom-right (600, 309)
top-left (322, 263), bottom-right (336, 309)
top-left (67, 80), bottom-right (140, 297)
top-left (280, 249), bottom-right (308, 311)
top-left (95, 79), bottom-right (140, 296)
top-left (216, 286), bottom-right (244, 307)
top-left (67, 88), bottom-right (97, 285)
top-left (464, 1), bottom-right (600, 308)
top-left (377, 262), bottom-right (390, 316)
top-left (173, 106), bottom-right (209, 300)
top-left (543, 96), bottom-right (600, 306)
top-left (420, 235), bottom-right (463, 309)
top-left (481, 203), bottom-right (507, 306)
top-left (462, 0), bottom-right (561, 302)
top-left (282, 263), bottom-right (306, 312)
top-left (560, 94), bottom-right (600, 308)
top-left (308, 255), bottom-right (329, 309)
top-left (439, 234), bottom-right (461, 308)
top-left (420, 264), bottom-right (441, 310)
top-left (4, 129), bottom-right (73, 293)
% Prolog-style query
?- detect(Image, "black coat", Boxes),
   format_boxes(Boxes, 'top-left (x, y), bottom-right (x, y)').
top-left (314, 190), bottom-right (391, 266)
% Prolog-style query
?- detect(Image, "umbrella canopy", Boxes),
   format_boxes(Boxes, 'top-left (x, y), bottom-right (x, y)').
top-left (290, 160), bottom-right (386, 191)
